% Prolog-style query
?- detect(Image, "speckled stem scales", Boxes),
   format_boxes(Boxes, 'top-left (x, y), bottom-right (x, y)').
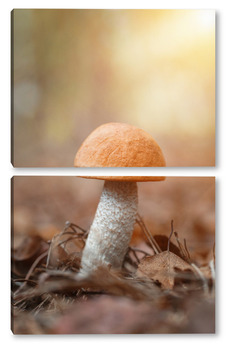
top-left (80, 180), bottom-right (138, 274)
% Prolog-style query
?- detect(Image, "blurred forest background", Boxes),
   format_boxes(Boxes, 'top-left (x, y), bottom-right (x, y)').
top-left (12, 176), bottom-right (215, 264)
top-left (12, 9), bottom-right (215, 167)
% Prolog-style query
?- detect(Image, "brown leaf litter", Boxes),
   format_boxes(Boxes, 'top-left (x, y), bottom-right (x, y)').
top-left (11, 219), bottom-right (215, 334)
top-left (137, 251), bottom-right (196, 290)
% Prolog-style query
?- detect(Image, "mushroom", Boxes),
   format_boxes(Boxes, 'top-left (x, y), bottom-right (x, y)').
top-left (74, 122), bottom-right (166, 275)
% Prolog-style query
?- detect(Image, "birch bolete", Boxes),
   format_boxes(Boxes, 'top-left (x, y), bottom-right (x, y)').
top-left (74, 122), bottom-right (166, 275)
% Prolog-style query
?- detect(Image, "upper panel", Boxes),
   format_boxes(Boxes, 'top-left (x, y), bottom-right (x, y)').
top-left (12, 9), bottom-right (215, 167)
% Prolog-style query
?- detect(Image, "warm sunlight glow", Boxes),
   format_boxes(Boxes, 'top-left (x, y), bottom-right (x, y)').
top-left (13, 9), bottom-right (215, 166)
top-left (196, 10), bottom-right (215, 32)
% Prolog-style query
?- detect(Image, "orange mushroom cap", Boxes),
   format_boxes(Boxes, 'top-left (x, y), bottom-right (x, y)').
top-left (74, 122), bottom-right (166, 182)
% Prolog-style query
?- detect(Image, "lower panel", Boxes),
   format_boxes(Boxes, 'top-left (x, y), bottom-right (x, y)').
top-left (11, 176), bottom-right (215, 334)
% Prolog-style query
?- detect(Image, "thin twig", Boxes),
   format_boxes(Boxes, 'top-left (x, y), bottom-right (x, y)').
top-left (127, 247), bottom-right (142, 264)
top-left (123, 255), bottom-right (138, 270)
top-left (174, 231), bottom-right (184, 255)
top-left (136, 214), bottom-right (161, 254)
top-left (184, 238), bottom-right (191, 261)
top-left (167, 220), bottom-right (174, 252)
top-left (174, 231), bottom-right (191, 263)
top-left (209, 259), bottom-right (215, 283)
top-left (14, 250), bottom-right (48, 296)
top-left (58, 235), bottom-right (85, 247)
top-left (213, 242), bottom-right (215, 263)
top-left (129, 247), bottom-right (152, 257)
top-left (33, 295), bottom-right (50, 316)
top-left (191, 263), bottom-right (209, 293)
top-left (59, 221), bottom-right (87, 237)
top-left (69, 222), bottom-right (87, 233)
top-left (12, 278), bottom-right (38, 286)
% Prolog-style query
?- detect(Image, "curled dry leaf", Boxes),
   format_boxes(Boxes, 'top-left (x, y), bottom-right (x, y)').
top-left (12, 234), bottom-right (49, 277)
top-left (46, 231), bottom-right (85, 269)
top-left (12, 235), bottom-right (47, 262)
top-left (137, 251), bottom-right (195, 289)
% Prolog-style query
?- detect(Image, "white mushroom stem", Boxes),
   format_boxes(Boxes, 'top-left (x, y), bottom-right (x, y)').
top-left (80, 180), bottom-right (138, 275)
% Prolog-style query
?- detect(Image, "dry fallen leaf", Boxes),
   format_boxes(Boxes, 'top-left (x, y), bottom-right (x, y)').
top-left (46, 231), bottom-right (84, 269)
top-left (12, 234), bottom-right (49, 277)
top-left (137, 251), bottom-right (195, 289)
top-left (12, 235), bottom-right (47, 261)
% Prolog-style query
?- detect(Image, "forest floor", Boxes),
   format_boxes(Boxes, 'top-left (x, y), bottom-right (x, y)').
top-left (12, 214), bottom-right (215, 334)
